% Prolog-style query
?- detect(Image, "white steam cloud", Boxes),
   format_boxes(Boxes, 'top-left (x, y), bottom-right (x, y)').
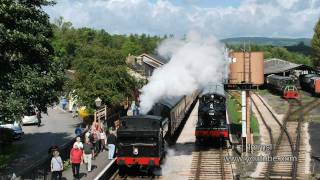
top-left (139, 32), bottom-right (227, 114)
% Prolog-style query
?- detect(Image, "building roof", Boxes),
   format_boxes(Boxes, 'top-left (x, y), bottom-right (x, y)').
top-left (264, 58), bottom-right (305, 75)
top-left (140, 53), bottom-right (170, 66)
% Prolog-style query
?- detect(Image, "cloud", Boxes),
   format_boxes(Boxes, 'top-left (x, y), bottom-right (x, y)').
top-left (44, 0), bottom-right (320, 38)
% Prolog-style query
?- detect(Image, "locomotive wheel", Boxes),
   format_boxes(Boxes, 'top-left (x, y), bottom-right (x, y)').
top-left (147, 166), bottom-right (155, 177)
top-left (118, 165), bottom-right (126, 177)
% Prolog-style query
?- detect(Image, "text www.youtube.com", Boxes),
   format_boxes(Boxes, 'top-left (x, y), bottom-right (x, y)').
top-left (224, 156), bottom-right (297, 163)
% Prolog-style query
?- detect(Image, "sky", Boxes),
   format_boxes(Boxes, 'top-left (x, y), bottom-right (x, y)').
top-left (44, 0), bottom-right (320, 38)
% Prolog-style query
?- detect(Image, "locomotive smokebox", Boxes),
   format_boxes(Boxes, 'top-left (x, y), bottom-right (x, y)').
top-left (229, 52), bottom-right (264, 85)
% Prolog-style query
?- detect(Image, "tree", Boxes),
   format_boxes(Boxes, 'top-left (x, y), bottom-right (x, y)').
top-left (0, 0), bottom-right (64, 122)
top-left (312, 18), bottom-right (320, 67)
top-left (72, 56), bottom-right (137, 110)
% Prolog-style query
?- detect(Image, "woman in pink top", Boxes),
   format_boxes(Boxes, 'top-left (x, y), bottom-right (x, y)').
top-left (70, 144), bottom-right (83, 179)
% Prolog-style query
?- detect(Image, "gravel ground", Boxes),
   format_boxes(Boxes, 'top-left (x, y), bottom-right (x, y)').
top-left (260, 89), bottom-right (319, 178)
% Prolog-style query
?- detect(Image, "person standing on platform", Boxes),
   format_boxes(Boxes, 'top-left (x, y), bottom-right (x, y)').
top-left (82, 139), bottom-right (94, 172)
top-left (107, 131), bottom-right (117, 160)
top-left (51, 150), bottom-right (63, 180)
top-left (73, 136), bottom-right (83, 149)
top-left (70, 144), bottom-right (83, 179)
top-left (100, 129), bottom-right (106, 152)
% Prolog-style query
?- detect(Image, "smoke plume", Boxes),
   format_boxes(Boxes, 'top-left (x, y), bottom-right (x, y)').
top-left (140, 32), bottom-right (227, 114)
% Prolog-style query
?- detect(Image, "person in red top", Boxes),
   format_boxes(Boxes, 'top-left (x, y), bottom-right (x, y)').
top-left (70, 144), bottom-right (83, 179)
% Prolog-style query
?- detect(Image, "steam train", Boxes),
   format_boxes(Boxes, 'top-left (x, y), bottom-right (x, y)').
top-left (195, 84), bottom-right (229, 144)
top-left (266, 74), bottom-right (299, 99)
top-left (116, 91), bottom-right (199, 176)
top-left (299, 73), bottom-right (320, 96)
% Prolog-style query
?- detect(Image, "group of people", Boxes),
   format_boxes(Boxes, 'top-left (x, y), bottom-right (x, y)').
top-left (50, 122), bottom-right (117, 180)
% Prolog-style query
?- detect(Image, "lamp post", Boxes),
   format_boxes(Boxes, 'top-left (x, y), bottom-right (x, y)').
top-left (95, 97), bottom-right (102, 108)
top-left (94, 97), bottom-right (102, 124)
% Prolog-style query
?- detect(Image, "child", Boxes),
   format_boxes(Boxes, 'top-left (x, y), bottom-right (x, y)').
top-left (51, 150), bottom-right (63, 180)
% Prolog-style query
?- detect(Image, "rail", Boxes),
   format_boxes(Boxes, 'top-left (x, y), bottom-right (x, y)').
top-left (249, 93), bottom-right (275, 179)
top-left (190, 147), bottom-right (233, 180)
top-left (220, 147), bottom-right (226, 180)
top-left (94, 159), bottom-right (117, 180)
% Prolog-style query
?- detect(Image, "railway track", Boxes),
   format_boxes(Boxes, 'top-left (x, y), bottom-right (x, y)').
top-left (250, 92), bottom-right (312, 180)
top-left (189, 147), bottom-right (233, 180)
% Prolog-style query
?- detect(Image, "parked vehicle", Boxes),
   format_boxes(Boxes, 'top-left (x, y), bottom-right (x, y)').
top-left (0, 120), bottom-right (24, 140)
top-left (0, 127), bottom-right (15, 143)
top-left (22, 107), bottom-right (41, 126)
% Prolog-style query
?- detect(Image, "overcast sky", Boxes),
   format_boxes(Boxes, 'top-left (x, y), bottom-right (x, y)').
top-left (44, 0), bottom-right (320, 38)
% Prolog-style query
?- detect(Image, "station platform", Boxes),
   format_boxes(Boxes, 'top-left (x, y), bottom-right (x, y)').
top-left (62, 150), bottom-right (112, 180)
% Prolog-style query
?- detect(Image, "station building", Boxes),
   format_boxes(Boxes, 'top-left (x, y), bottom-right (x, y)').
top-left (126, 53), bottom-right (169, 80)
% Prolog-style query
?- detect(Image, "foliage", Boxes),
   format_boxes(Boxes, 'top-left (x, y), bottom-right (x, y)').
top-left (52, 17), bottom-right (163, 109)
top-left (0, 0), bottom-right (64, 122)
top-left (227, 44), bottom-right (312, 66)
top-left (312, 18), bottom-right (320, 67)
top-left (227, 94), bottom-right (259, 136)
top-left (222, 37), bottom-right (311, 46)
top-left (285, 42), bottom-right (312, 56)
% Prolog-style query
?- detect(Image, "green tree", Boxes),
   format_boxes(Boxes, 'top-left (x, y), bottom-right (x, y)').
top-left (0, 0), bottom-right (64, 122)
top-left (72, 56), bottom-right (136, 110)
top-left (312, 18), bottom-right (320, 67)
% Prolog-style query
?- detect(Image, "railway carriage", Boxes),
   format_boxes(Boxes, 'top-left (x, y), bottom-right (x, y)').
top-left (195, 84), bottom-right (229, 144)
top-left (299, 74), bottom-right (320, 95)
top-left (116, 91), bottom-right (199, 175)
top-left (266, 74), bottom-right (299, 99)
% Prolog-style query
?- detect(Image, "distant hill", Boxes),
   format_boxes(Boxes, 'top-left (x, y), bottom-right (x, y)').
top-left (221, 37), bottom-right (311, 47)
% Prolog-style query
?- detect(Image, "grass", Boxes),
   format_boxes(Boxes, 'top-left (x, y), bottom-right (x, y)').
top-left (227, 95), bottom-right (241, 125)
top-left (0, 143), bottom-right (21, 171)
top-left (251, 115), bottom-right (260, 136)
top-left (257, 89), bottom-right (269, 95)
top-left (227, 93), bottom-right (260, 136)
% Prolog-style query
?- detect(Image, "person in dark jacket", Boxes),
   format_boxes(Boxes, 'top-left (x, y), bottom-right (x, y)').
top-left (107, 131), bottom-right (116, 160)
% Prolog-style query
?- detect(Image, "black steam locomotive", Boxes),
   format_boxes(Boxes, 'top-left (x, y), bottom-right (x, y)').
top-left (116, 91), bottom-right (199, 175)
top-left (117, 115), bottom-right (168, 175)
top-left (195, 84), bottom-right (229, 144)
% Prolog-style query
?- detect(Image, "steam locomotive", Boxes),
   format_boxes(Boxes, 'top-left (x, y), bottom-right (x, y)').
top-left (299, 73), bottom-right (320, 96)
top-left (116, 91), bottom-right (199, 176)
top-left (266, 74), bottom-right (299, 99)
top-left (195, 84), bottom-right (229, 145)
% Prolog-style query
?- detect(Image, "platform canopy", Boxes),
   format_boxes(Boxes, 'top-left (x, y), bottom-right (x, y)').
top-left (264, 58), bottom-right (314, 75)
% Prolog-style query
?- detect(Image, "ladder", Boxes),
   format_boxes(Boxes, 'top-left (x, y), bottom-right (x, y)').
top-left (242, 43), bottom-right (251, 83)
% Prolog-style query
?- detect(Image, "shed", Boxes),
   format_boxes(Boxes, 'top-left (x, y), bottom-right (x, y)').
top-left (264, 58), bottom-right (315, 76)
